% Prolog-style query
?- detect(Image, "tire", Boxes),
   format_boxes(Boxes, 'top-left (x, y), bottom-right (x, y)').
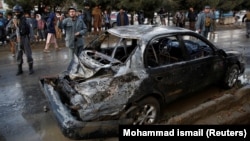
top-left (126, 97), bottom-right (160, 125)
top-left (223, 64), bottom-right (239, 89)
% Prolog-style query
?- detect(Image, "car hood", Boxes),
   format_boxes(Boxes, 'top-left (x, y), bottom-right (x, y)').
top-left (226, 50), bottom-right (242, 56)
top-left (225, 50), bottom-right (245, 62)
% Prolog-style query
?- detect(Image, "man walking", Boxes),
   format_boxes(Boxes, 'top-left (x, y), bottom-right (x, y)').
top-left (7, 4), bottom-right (34, 75)
top-left (59, 7), bottom-right (88, 62)
top-left (195, 6), bottom-right (214, 38)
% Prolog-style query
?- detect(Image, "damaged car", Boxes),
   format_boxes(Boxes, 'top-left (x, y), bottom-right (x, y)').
top-left (39, 25), bottom-right (245, 139)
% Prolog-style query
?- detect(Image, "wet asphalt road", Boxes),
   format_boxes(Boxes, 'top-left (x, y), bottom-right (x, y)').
top-left (0, 24), bottom-right (250, 141)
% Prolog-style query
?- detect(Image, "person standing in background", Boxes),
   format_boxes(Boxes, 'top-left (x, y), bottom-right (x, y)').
top-left (92, 4), bottom-right (102, 35)
top-left (83, 2), bottom-right (92, 36)
top-left (116, 7), bottom-right (129, 26)
top-left (211, 7), bottom-right (217, 33)
top-left (138, 10), bottom-right (145, 25)
top-left (158, 8), bottom-right (166, 26)
top-left (103, 9), bottom-right (111, 30)
top-left (242, 10), bottom-right (250, 38)
top-left (0, 12), bottom-right (7, 45)
top-left (27, 12), bottom-right (38, 43)
top-left (59, 7), bottom-right (88, 62)
top-left (187, 7), bottom-right (197, 31)
top-left (174, 10), bottom-right (185, 27)
top-left (77, 10), bottom-right (84, 20)
top-left (8, 4), bottom-right (34, 75)
top-left (36, 14), bottom-right (46, 41)
top-left (6, 12), bottom-right (16, 57)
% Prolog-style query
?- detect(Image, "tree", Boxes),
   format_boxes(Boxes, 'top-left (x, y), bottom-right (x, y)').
top-left (5, 0), bottom-right (249, 18)
top-left (5, 0), bottom-right (35, 12)
top-left (236, 0), bottom-right (250, 10)
top-left (5, 0), bottom-right (67, 13)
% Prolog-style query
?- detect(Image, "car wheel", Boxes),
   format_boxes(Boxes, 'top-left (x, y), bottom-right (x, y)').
top-left (223, 64), bottom-right (239, 89)
top-left (127, 97), bottom-right (160, 125)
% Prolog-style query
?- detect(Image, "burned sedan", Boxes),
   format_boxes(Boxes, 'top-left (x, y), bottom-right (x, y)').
top-left (39, 25), bottom-right (245, 139)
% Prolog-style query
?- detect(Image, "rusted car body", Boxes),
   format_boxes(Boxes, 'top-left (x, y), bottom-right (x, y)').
top-left (39, 25), bottom-right (245, 139)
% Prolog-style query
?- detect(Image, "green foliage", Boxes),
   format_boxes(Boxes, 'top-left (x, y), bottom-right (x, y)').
top-left (240, 0), bottom-right (250, 10)
top-left (5, 0), bottom-right (36, 11)
top-left (217, 0), bottom-right (240, 11)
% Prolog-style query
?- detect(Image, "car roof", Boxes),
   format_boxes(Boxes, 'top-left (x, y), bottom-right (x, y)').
top-left (107, 25), bottom-right (193, 40)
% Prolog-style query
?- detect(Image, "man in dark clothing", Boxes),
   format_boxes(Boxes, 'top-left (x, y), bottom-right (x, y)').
top-left (41, 5), bottom-right (51, 38)
top-left (116, 7), bottom-right (129, 26)
top-left (158, 8), bottom-right (166, 25)
top-left (138, 10), bottom-right (145, 25)
top-left (83, 3), bottom-right (92, 35)
top-left (0, 12), bottom-right (7, 45)
top-left (187, 7), bottom-right (197, 31)
top-left (7, 4), bottom-right (34, 75)
top-left (41, 5), bottom-right (50, 21)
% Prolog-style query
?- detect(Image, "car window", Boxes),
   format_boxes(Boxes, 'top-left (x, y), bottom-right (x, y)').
top-left (145, 35), bottom-right (183, 68)
top-left (182, 35), bottom-right (213, 59)
top-left (85, 33), bottom-right (138, 63)
top-left (111, 38), bottom-right (138, 62)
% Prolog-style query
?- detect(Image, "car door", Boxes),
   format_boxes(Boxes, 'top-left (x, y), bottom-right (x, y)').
top-left (144, 35), bottom-right (193, 103)
top-left (180, 34), bottom-right (225, 93)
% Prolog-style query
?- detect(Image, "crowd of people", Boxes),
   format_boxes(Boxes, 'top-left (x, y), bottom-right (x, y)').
top-left (1, 3), bottom-right (132, 76)
top-left (1, 3), bottom-right (137, 54)
top-left (1, 3), bottom-right (249, 76)
top-left (157, 6), bottom-right (220, 39)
